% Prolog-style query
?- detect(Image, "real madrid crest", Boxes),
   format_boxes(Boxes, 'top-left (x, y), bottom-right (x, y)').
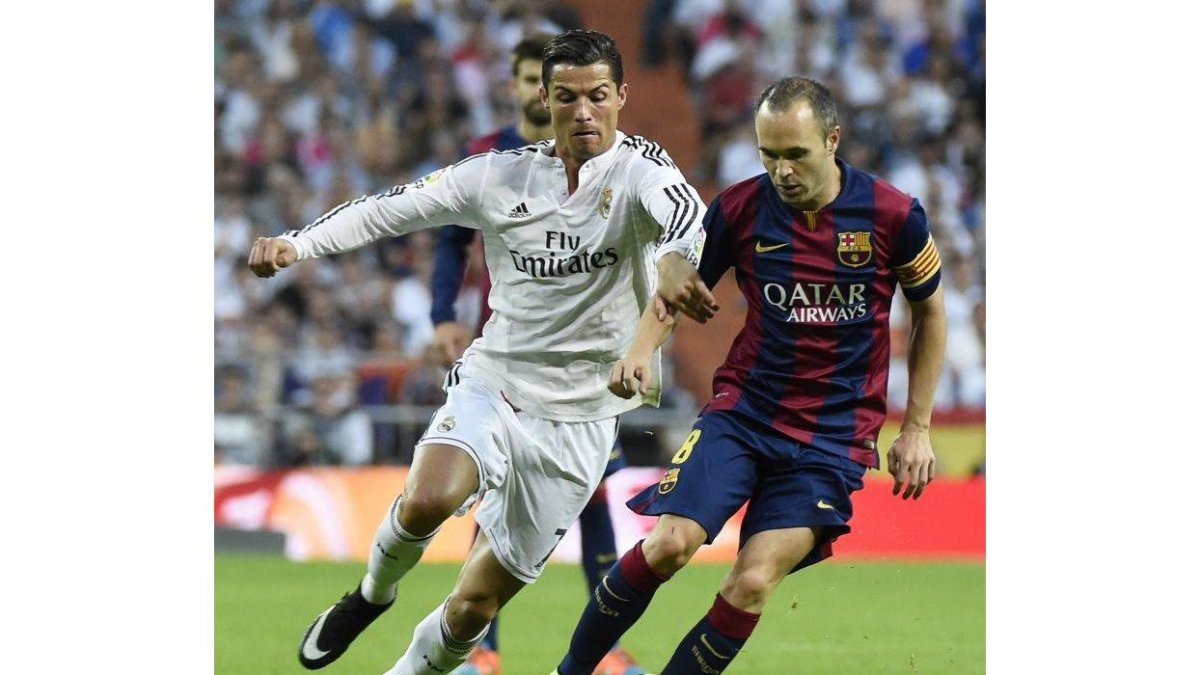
top-left (657, 468), bottom-right (680, 494)
top-left (600, 187), bottom-right (613, 219)
top-left (437, 416), bottom-right (456, 432)
top-left (836, 231), bottom-right (873, 268)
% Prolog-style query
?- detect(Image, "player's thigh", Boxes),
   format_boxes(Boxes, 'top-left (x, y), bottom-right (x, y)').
top-left (475, 414), bottom-right (617, 584)
top-left (627, 411), bottom-right (760, 544)
top-left (451, 528), bottom-right (527, 615)
top-left (415, 377), bottom-right (517, 515)
top-left (720, 527), bottom-right (821, 611)
top-left (405, 442), bottom-right (481, 509)
top-left (740, 444), bottom-right (867, 570)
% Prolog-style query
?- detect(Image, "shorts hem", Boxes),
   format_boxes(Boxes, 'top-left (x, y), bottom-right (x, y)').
top-left (480, 525), bottom-right (540, 584)
top-left (628, 502), bottom-right (720, 545)
top-left (740, 519), bottom-right (851, 542)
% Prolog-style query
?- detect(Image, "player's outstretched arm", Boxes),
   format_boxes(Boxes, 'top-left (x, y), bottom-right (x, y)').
top-left (656, 252), bottom-right (719, 323)
top-left (887, 285), bottom-right (947, 500)
top-left (609, 296), bottom-right (677, 399)
top-left (247, 237), bottom-right (299, 278)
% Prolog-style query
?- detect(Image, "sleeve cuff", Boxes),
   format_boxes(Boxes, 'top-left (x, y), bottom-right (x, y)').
top-left (654, 228), bottom-right (704, 267)
top-left (281, 233), bottom-right (312, 261)
top-left (430, 308), bottom-right (457, 324)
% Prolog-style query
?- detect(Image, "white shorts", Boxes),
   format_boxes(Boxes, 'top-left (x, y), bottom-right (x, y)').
top-left (416, 376), bottom-right (617, 583)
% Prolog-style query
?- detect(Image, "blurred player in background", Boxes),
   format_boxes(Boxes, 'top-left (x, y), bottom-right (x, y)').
top-left (249, 29), bottom-right (717, 675)
top-left (430, 33), bottom-right (644, 675)
top-left (550, 77), bottom-right (947, 675)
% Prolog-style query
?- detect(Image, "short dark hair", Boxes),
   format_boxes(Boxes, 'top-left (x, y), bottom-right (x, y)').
top-left (755, 77), bottom-right (839, 138)
top-left (541, 29), bottom-right (624, 89)
top-left (511, 33), bottom-right (555, 76)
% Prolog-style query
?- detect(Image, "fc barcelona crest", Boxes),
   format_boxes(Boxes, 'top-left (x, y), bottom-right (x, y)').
top-left (600, 187), bottom-right (613, 219)
top-left (836, 231), bottom-right (873, 268)
top-left (658, 468), bottom-right (680, 494)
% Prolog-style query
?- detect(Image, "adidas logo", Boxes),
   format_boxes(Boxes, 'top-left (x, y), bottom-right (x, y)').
top-left (506, 202), bottom-right (531, 219)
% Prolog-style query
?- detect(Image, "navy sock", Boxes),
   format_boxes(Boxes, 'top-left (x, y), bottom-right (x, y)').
top-left (556, 540), bottom-right (669, 675)
top-left (661, 593), bottom-right (760, 675)
top-left (578, 485), bottom-right (618, 591)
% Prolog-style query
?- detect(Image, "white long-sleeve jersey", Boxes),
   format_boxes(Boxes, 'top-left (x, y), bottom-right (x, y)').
top-left (282, 131), bottom-right (707, 422)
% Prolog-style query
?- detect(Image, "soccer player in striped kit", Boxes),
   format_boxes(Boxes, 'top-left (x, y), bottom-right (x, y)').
top-left (429, 33), bottom-right (644, 675)
top-left (550, 77), bottom-right (947, 675)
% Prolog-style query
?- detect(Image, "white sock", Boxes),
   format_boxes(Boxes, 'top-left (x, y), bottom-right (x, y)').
top-left (381, 600), bottom-right (490, 675)
top-left (361, 495), bottom-right (440, 605)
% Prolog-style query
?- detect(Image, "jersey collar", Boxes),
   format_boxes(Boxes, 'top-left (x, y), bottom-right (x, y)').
top-left (536, 129), bottom-right (626, 172)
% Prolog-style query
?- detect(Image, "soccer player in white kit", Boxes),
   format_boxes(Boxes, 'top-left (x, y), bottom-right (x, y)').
top-left (248, 30), bottom-right (717, 675)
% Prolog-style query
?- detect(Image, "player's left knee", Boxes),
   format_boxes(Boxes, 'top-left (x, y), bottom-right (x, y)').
top-left (721, 568), bottom-right (780, 610)
top-left (445, 588), bottom-right (500, 636)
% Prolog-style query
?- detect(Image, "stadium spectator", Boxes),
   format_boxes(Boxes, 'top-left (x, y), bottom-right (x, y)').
top-left (215, 365), bottom-right (264, 465)
top-left (940, 252), bottom-right (985, 407)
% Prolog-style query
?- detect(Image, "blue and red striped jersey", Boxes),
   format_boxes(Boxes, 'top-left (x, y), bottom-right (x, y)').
top-left (697, 158), bottom-right (942, 468)
top-left (430, 125), bottom-right (533, 329)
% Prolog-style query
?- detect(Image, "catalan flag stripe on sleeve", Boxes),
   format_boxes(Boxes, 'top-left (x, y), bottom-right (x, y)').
top-left (895, 236), bottom-right (941, 288)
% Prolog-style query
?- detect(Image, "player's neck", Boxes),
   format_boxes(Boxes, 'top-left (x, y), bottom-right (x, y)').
top-left (518, 119), bottom-right (553, 144)
top-left (555, 138), bottom-right (616, 195)
top-left (562, 155), bottom-right (583, 194)
top-left (790, 161), bottom-right (844, 212)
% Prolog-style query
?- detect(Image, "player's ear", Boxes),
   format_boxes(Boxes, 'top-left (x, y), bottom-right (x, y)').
top-left (617, 82), bottom-right (628, 109)
top-left (826, 125), bottom-right (841, 155)
top-left (540, 85), bottom-right (549, 108)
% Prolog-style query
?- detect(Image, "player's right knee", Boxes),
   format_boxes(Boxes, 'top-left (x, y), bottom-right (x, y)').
top-left (445, 587), bottom-right (500, 638)
top-left (643, 525), bottom-right (704, 575)
top-left (721, 567), bottom-right (777, 611)
top-left (397, 490), bottom-right (458, 536)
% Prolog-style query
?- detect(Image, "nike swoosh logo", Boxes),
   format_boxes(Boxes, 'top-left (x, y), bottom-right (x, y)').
top-left (755, 241), bottom-right (788, 253)
top-left (601, 575), bottom-right (630, 602)
top-left (377, 541), bottom-right (399, 561)
top-left (301, 609), bottom-right (333, 660)
top-left (700, 633), bottom-right (732, 659)
top-left (817, 499), bottom-right (835, 510)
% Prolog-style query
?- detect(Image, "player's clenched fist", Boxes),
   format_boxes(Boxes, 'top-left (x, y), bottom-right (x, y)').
top-left (248, 237), bottom-right (299, 278)
top-left (608, 354), bottom-right (652, 399)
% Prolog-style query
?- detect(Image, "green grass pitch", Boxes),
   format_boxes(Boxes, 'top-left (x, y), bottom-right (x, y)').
top-left (216, 554), bottom-right (983, 674)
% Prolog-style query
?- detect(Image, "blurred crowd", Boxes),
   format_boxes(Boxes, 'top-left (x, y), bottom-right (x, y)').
top-left (214, 0), bottom-right (986, 468)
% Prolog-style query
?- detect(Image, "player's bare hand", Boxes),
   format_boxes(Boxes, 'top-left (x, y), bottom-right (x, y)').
top-left (248, 237), bottom-right (298, 278)
top-left (651, 295), bottom-right (679, 326)
top-left (887, 428), bottom-right (936, 500)
top-left (432, 321), bottom-right (471, 367)
top-left (656, 252), bottom-right (718, 323)
top-left (608, 353), bottom-right (652, 399)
